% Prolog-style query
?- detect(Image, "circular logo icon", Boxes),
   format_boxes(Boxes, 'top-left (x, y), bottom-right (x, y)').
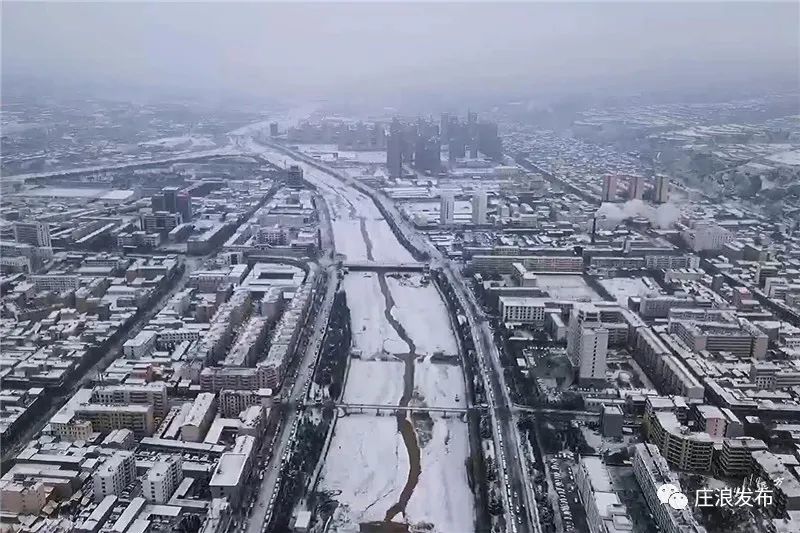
top-left (657, 483), bottom-right (680, 504)
top-left (668, 492), bottom-right (689, 510)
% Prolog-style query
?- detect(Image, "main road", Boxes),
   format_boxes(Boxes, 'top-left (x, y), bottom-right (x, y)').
top-left (242, 135), bottom-right (540, 533)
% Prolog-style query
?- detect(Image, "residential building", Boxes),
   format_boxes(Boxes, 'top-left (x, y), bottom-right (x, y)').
top-left (14, 220), bottom-right (51, 247)
top-left (91, 382), bottom-right (169, 417)
top-left (601, 175), bottom-right (618, 202)
top-left (0, 481), bottom-right (48, 515)
top-left (142, 456), bottom-right (183, 504)
top-left (499, 297), bottom-right (546, 325)
top-left (576, 456), bottom-right (633, 533)
top-left (632, 444), bottom-right (707, 533)
top-left (472, 191), bottom-right (488, 225)
top-left (93, 451), bottom-right (136, 501)
top-left (440, 192), bottom-right (455, 226)
top-left (627, 175), bottom-right (644, 200)
top-left (654, 175), bottom-right (669, 204)
top-left (713, 437), bottom-right (767, 478)
top-left (567, 304), bottom-right (609, 383)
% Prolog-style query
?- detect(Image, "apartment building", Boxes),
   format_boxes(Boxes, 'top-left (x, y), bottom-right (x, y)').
top-left (712, 437), bottom-right (767, 478)
top-left (92, 451), bottom-right (136, 501)
top-left (567, 303), bottom-right (609, 383)
top-left (469, 254), bottom-right (584, 275)
top-left (646, 410), bottom-right (715, 472)
top-left (751, 450), bottom-right (800, 515)
top-left (499, 297), bottom-right (547, 324)
top-left (31, 274), bottom-right (80, 292)
top-left (74, 404), bottom-right (155, 436)
top-left (575, 456), bottom-right (633, 533)
top-left (219, 389), bottom-right (273, 418)
top-left (142, 456), bottom-right (183, 504)
top-left (91, 382), bottom-right (169, 417)
top-left (632, 444), bottom-right (707, 533)
top-left (670, 318), bottom-right (768, 360)
top-left (181, 392), bottom-right (217, 442)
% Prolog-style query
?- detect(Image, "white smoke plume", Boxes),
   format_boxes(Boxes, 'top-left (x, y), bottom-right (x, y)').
top-left (595, 199), bottom-right (681, 229)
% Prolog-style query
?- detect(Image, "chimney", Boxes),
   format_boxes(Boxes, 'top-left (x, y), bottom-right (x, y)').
top-left (591, 217), bottom-right (597, 244)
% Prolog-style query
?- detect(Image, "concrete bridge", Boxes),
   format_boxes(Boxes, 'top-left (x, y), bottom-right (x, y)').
top-left (512, 404), bottom-right (601, 421)
top-left (343, 261), bottom-right (427, 272)
top-left (308, 402), bottom-right (474, 418)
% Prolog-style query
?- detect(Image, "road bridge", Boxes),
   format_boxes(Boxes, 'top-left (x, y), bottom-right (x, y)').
top-left (342, 261), bottom-right (427, 272)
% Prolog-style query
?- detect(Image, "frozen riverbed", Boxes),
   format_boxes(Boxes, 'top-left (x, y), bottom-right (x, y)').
top-left (320, 414), bottom-right (474, 533)
top-left (343, 272), bottom-right (409, 359)
top-left (386, 273), bottom-right (459, 356)
top-left (319, 416), bottom-right (408, 530)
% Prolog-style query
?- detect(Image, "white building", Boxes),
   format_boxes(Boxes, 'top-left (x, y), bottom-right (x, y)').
top-left (181, 392), bottom-right (217, 442)
top-left (142, 456), bottom-right (183, 504)
top-left (644, 254), bottom-right (700, 270)
top-left (567, 304), bottom-right (609, 383)
top-left (683, 222), bottom-right (733, 252)
top-left (576, 456), bottom-right (632, 533)
top-left (499, 297), bottom-right (546, 325)
top-left (14, 220), bottom-right (51, 247)
top-left (440, 192), bottom-right (455, 225)
top-left (628, 175), bottom-right (644, 200)
top-left (31, 274), bottom-right (80, 292)
top-left (122, 330), bottom-right (157, 359)
top-left (91, 382), bottom-right (169, 417)
top-left (93, 451), bottom-right (136, 501)
top-left (601, 175), bottom-right (618, 202)
top-left (654, 175), bottom-right (669, 204)
top-left (471, 191), bottom-right (488, 225)
top-left (633, 444), bottom-right (707, 533)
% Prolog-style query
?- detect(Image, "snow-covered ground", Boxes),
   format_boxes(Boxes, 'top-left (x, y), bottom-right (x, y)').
top-left (320, 415), bottom-right (475, 533)
top-left (387, 273), bottom-right (459, 356)
top-left (365, 217), bottom-right (415, 263)
top-left (343, 359), bottom-right (405, 406)
top-left (405, 418), bottom-right (475, 533)
top-left (332, 218), bottom-right (368, 261)
top-left (139, 134), bottom-right (217, 150)
top-left (413, 358), bottom-right (465, 409)
top-left (599, 277), bottom-right (655, 306)
top-left (343, 272), bottom-right (408, 358)
top-left (536, 274), bottom-right (600, 300)
top-left (319, 416), bottom-right (408, 530)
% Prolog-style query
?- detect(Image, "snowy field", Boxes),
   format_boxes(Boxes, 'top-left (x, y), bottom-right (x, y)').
top-left (343, 272), bottom-right (408, 358)
top-left (320, 414), bottom-right (475, 533)
top-left (405, 418), bottom-right (475, 533)
top-left (343, 359), bottom-right (405, 406)
top-left (413, 358), bottom-right (465, 409)
top-left (536, 274), bottom-right (600, 300)
top-left (319, 416), bottom-right (408, 530)
top-left (600, 277), bottom-right (655, 306)
top-left (365, 218), bottom-right (415, 263)
top-left (140, 135), bottom-right (217, 150)
top-left (387, 273), bottom-right (459, 356)
top-left (296, 144), bottom-right (387, 164)
top-left (331, 218), bottom-right (368, 261)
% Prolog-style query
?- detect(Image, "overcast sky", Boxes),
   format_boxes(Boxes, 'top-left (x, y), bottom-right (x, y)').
top-left (2, 1), bottom-right (798, 104)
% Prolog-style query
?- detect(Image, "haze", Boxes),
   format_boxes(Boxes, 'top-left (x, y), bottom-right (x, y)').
top-left (2, 1), bottom-right (799, 103)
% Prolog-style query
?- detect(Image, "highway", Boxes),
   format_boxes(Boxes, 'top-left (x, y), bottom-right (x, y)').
top-left (254, 138), bottom-right (540, 533)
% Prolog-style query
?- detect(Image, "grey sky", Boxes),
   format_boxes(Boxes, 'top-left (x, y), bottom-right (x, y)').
top-left (2, 1), bottom-right (798, 102)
